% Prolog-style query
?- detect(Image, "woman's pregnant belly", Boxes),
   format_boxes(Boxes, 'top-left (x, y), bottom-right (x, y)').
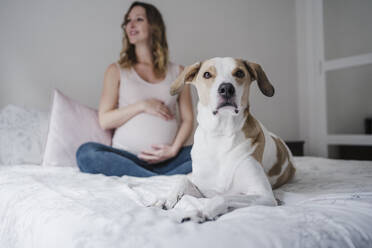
top-left (112, 113), bottom-right (178, 155)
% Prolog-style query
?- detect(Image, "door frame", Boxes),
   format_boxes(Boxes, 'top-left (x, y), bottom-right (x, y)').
top-left (296, 0), bottom-right (372, 157)
top-left (296, 0), bottom-right (327, 157)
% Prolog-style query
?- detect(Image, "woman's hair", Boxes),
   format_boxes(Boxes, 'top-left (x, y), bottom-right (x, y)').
top-left (118, 1), bottom-right (169, 77)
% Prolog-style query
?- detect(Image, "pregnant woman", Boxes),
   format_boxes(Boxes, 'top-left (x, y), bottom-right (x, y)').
top-left (76, 1), bottom-right (194, 177)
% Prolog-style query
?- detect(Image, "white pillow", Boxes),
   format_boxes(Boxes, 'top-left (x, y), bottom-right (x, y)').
top-left (42, 89), bottom-right (112, 167)
top-left (0, 104), bottom-right (49, 165)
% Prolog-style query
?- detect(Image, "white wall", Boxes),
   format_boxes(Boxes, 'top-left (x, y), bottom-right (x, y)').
top-left (0, 0), bottom-right (299, 140)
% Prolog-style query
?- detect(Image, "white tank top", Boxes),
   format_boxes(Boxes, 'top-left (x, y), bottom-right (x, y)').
top-left (112, 62), bottom-right (180, 155)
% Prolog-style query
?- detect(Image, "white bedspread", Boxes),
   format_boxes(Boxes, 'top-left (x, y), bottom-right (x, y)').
top-left (1, 157), bottom-right (372, 248)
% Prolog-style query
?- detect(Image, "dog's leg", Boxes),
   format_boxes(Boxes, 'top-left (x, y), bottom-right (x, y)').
top-left (172, 192), bottom-right (277, 223)
top-left (203, 158), bottom-right (278, 215)
top-left (175, 158), bottom-right (277, 223)
top-left (156, 176), bottom-right (204, 210)
top-left (202, 193), bottom-right (277, 220)
top-left (171, 194), bottom-right (212, 223)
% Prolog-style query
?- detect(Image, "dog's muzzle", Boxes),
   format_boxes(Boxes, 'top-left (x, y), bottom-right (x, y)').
top-left (213, 83), bottom-right (239, 115)
top-left (218, 83), bottom-right (235, 99)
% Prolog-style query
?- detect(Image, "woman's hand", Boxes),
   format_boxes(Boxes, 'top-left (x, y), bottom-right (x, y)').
top-left (138, 144), bottom-right (178, 164)
top-left (140, 98), bottom-right (174, 120)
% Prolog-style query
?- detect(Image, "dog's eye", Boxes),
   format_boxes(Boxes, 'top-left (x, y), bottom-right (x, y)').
top-left (234, 69), bottom-right (245, 78)
top-left (203, 72), bottom-right (212, 79)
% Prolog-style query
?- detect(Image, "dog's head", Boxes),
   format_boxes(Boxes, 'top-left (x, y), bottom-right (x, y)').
top-left (170, 57), bottom-right (274, 115)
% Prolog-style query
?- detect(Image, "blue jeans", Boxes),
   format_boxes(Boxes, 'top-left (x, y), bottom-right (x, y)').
top-left (76, 142), bottom-right (192, 177)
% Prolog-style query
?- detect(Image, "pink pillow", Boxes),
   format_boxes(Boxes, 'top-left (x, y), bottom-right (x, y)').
top-left (42, 89), bottom-right (112, 167)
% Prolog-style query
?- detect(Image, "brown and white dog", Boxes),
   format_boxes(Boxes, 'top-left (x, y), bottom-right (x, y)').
top-left (164, 57), bottom-right (295, 222)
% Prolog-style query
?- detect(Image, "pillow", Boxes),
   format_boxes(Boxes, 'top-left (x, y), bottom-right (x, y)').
top-left (42, 89), bottom-right (112, 167)
top-left (0, 104), bottom-right (49, 165)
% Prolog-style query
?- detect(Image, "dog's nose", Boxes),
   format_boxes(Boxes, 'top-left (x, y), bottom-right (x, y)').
top-left (218, 83), bottom-right (235, 99)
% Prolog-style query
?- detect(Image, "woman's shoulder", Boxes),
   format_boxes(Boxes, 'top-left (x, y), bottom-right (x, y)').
top-left (105, 62), bottom-right (132, 79)
top-left (106, 63), bottom-right (120, 75)
top-left (103, 63), bottom-right (122, 85)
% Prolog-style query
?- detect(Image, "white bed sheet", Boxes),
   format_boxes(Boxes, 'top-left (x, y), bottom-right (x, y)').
top-left (1, 157), bottom-right (372, 248)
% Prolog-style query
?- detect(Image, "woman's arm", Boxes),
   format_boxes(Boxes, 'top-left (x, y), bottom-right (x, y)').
top-left (138, 66), bottom-right (195, 163)
top-left (98, 63), bottom-right (173, 130)
top-left (170, 83), bottom-right (194, 153)
top-left (98, 63), bottom-right (143, 130)
top-left (138, 84), bottom-right (194, 163)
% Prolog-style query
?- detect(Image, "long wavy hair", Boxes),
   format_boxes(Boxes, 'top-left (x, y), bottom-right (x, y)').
top-left (118, 1), bottom-right (169, 78)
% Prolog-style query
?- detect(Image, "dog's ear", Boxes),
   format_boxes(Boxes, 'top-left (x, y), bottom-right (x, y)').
top-left (170, 62), bottom-right (201, 96)
top-left (244, 61), bottom-right (274, 97)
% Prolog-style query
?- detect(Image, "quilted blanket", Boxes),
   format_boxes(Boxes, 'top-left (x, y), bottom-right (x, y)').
top-left (1, 157), bottom-right (372, 248)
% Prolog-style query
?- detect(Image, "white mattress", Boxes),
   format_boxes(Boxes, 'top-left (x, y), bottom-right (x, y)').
top-left (1, 157), bottom-right (372, 248)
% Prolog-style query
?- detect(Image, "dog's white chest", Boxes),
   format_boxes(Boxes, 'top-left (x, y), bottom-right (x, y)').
top-left (190, 127), bottom-right (252, 197)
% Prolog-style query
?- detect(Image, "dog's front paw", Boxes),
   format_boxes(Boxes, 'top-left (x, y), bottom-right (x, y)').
top-left (172, 209), bottom-right (217, 224)
top-left (155, 177), bottom-right (197, 210)
top-left (177, 210), bottom-right (212, 224)
top-left (166, 191), bottom-right (185, 210)
top-left (153, 193), bottom-right (184, 210)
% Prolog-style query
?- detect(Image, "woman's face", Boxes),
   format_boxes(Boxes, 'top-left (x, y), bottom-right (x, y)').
top-left (125, 6), bottom-right (150, 45)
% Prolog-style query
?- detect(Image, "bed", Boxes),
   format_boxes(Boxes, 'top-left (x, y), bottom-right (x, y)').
top-left (1, 102), bottom-right (372, 248)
